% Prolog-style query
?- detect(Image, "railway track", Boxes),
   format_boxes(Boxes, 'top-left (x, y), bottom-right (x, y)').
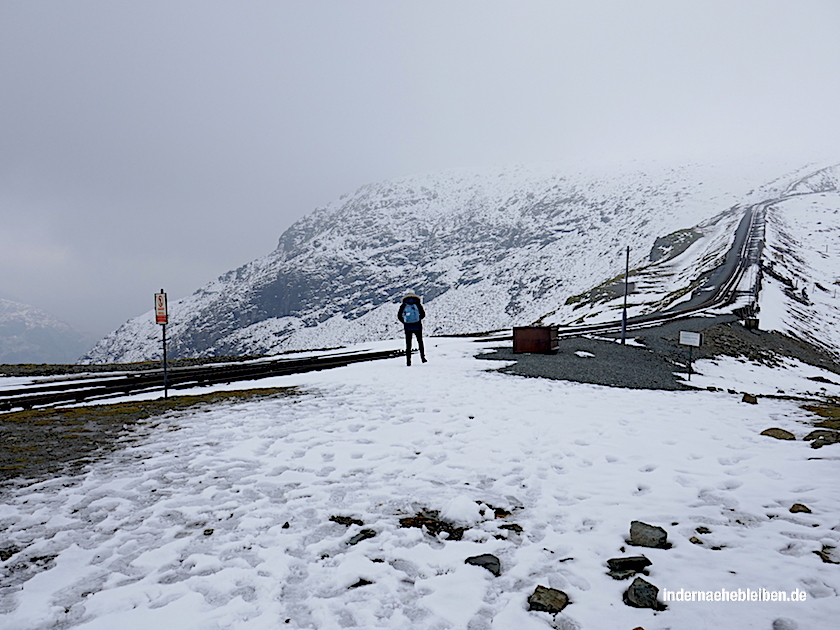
top-left (0, 349), bottom-right (403, 412)
top-left (486, 201), bottom-right (767, 341)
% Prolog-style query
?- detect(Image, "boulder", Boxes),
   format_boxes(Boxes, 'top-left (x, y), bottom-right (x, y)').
top-left (789, 503), bottom-right (811, 514)
top-left (623, 577), bottom-right (667, 610)
top-left (465, 553), bottom-right (501, 576)
top-left (760, 428), bottom-right (796, 440)
top-left (629, 521), bottom-right (669, 549)
top-left (741, 393), bottom-right (758, 404)
top-left (527, 585), bottom-right (570, 613)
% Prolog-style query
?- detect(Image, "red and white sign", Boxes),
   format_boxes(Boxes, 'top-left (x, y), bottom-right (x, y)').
top-left (155, 292), bottom-right (168, 325)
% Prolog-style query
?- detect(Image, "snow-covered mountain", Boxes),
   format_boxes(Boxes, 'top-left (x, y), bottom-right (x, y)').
top-left (0, 298), bottom-right (93, 364)
top-left (82, 161), bottom-right (835, 363)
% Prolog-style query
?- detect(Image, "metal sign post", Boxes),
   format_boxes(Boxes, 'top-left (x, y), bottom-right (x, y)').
top-left (155, 290), bottom-right (168, 398)
top-left (679, 331), bottom-right (702, 380)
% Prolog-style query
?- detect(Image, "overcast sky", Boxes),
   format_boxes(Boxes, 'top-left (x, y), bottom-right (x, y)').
top-left (1, 1), bottom-right (839, 341)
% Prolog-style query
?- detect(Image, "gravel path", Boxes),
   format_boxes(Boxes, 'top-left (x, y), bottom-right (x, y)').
top-left (477, 314), bottom-right (840, 389)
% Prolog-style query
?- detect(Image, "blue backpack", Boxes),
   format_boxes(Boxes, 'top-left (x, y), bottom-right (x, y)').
top-left (403, 303), bottom-right (421, 324)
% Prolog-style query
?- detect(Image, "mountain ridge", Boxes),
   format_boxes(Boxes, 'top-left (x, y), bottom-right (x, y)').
top-left (82, 161), bottom-right (828, 363)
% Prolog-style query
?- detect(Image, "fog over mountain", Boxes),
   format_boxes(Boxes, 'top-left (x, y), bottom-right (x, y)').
top-left (0, 298), bottom-right (93, 364)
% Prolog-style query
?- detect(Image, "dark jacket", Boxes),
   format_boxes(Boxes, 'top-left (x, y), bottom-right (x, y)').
top-left (398, 294), bottom-right (425, 332)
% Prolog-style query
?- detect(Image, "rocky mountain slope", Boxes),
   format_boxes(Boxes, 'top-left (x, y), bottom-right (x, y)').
top-left (0, 298), bottom-right (93, 364)
top-left (82, 161), bottom-right (829, 363)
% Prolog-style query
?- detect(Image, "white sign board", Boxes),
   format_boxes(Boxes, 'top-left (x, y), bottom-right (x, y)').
top-left (679, 331), bottom-right (701, 347)
top-left (155, 292), bottom-right (168, 325)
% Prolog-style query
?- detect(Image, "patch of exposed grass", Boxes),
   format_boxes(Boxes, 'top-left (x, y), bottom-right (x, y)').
top-left (802, 401), bottom-right (840, 427)
top-left (1, 387), bottom-right (299, 486)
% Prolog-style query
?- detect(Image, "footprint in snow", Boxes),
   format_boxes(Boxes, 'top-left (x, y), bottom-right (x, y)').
top-left (760, 468), bottom-right (783, 479)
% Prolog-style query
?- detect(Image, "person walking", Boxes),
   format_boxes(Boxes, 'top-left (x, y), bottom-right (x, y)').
top-left (397, 291), bottom-right (426, 366)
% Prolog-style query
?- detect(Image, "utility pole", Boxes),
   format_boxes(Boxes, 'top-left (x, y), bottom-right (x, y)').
top-left (621, 246), bottom-right (629, 345)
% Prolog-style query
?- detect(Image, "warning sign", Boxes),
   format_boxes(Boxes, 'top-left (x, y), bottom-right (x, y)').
top-left (154, 292), bottom-right (168, 325)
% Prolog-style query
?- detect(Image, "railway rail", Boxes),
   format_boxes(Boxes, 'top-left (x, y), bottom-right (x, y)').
top-left (0, 349), bottom-right (402, 412)
top-left (485, 201), bottom-right (767, 342)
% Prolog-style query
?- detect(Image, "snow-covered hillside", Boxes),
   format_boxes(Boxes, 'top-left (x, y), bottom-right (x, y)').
top-left (0, 299), bottom-right (92, 364)
top-left (83, 161), bottom-right (831, 363)
top-left (758, 164), bottom-right (840, 359)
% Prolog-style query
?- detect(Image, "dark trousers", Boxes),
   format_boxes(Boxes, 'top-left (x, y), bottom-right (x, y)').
top-left (405, 329), bottom-right (425, 364)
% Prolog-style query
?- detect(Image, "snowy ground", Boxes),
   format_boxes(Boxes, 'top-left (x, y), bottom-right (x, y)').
top-left (2, 337), bottom-right (839, 629)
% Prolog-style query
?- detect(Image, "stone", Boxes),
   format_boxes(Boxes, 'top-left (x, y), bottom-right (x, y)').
top-left (815, 419), bottom-right (840, 430)
top-left (465, 553), bottom-right (501, 576)
top-left (606, 556), bottom-right (651, 580)
top-left (807, 430), bottom-right (840, 449)
top-left (347, 529), bottom-right (376, 546)
top-left (771, 618), bottom-right (798, 630)
top-left (741, 393), bottom-right (758, 404)
top-left (813, 545), bottom-right (840, 564)
top-left (527, 585), bottom-right (570, 613)
top-left (330, 515), bottom-right (364, 527)
top-left (629, 521), bottom-right (669, 548)
top-left (696, 526), bottom-right (711, 534)
top-left (689, 536), bottom-right (703, 545)
top-left (789, 503), bottom-right (811, 514)
top-left (623, 577), bottom-right (667, 610)
top-left (804, 429), bottom-right (835, 441)
top-left (399, 512), bottom-right (466, 541)
top-left (348, 578), bottom-right (373, 588)
top-left (760, 428), bottom-right (796, 440)
top-left (0, 546), bottom-right (21, 562)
